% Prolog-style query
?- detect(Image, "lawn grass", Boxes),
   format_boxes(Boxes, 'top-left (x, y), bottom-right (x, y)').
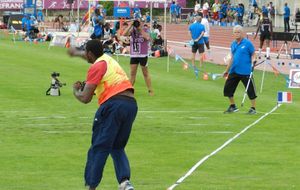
top-left (0, 33), bottom-right (299, 190)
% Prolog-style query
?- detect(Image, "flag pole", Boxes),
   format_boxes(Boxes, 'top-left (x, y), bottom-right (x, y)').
top-left (259, 58), bottom-right (267, 93)
top-left (164, 0), bottom-right (169, 72)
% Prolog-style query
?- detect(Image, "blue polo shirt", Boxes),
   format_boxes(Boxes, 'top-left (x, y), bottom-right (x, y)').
top-left (176, 4), bottom-right (181, 15)
top-left (284, 6), bottom-right (290, 18)
top-left (237, 6), bottom-right (244, 17)
top-left (262, 6), bottom-right (268, 15)
top-left (93, 15), bottom-right (103, 37)
top-left (230, 38), bottom-right (255, 75)
top-left (170, 3), bottom-right (177, 14)
top-left (37, 11), bottom-right (44, 22)
top-left (21, 16), bottom-right (28, 29)
top-left (189, 22), bottom-right (205, 44)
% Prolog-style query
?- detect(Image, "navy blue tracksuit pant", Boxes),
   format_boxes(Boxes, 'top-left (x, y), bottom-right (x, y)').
top-left (84, 96), bottom-right (138, 188)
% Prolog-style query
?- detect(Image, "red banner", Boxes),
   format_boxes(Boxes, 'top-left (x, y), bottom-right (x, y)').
top-left (44, 0), bottom-right (89, 10)
top-left (114, 0), bottom-right (186, 9)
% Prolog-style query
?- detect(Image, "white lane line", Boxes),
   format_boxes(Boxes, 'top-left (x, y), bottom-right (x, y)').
top-left (174, 131), bottom-right (233, 134)
top-left (43, 131), bottom-right (89, 134)
top-left (167, 104), bottom-right (281, 190)
top-left (188, 117), bottom-right (208, 119)
top-left (186, 124), bottom-right (208, 126)
top-left (19, 116), bottom-right (67, 120)
top-left (24, 123), bottom-right (90, 126)
top-left (207, 131), bottom-right (234, 134)
top-left (139, 110), bottom-right (223, 113)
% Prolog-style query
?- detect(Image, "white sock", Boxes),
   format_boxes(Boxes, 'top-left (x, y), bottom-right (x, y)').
top-left (207, 49), bottom-right (211, 58)
top-left (266, 47), bottom-right (270, 58)
top-left (258, 48), bottom-right (262, 56)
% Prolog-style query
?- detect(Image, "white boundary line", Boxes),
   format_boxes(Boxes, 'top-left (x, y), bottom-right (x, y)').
top-left (167, 104), bottom-right (282, 190)
top-left (167, 40), bottom-right (278, 57)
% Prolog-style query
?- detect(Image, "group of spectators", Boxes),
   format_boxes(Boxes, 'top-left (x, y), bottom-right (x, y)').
top-left (191, 0), bottom-right (245, 26)
top-left (21, 10), bottom-right (45, 40)
top-left (88, 4), bottom-right (164, 57)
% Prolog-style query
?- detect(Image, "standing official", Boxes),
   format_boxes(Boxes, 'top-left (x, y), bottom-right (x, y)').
top-left (283, 2), bottom-right (290, 32)
top-left (189, 16), bottom-right (205, 68)
top-left (223, 25), bottom-right (257, 114)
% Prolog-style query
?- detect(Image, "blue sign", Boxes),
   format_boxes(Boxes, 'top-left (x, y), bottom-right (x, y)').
top-left (113, 7), bottom-right (130, 18)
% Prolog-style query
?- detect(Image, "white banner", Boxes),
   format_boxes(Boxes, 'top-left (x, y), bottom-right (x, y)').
top-left (289, 69), bottom-right (300, 88)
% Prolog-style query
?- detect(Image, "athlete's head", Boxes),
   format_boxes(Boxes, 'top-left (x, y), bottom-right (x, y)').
top-left (85, 40), bottom-right (104, 63)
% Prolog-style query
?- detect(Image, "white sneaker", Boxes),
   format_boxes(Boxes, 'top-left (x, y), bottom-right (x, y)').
top-left (119, 180), bottom-right (134, 190)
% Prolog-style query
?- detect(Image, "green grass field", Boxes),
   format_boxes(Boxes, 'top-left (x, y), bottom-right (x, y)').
top-left (0, 33), bottom-right (299, 190)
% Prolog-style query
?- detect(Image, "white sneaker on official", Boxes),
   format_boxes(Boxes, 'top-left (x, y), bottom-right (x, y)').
top-left (119, 180), bottom-right (134, 190)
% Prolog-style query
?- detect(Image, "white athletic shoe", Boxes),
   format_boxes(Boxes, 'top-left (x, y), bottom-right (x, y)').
top-left (119, 180), bottom-right (134, 190)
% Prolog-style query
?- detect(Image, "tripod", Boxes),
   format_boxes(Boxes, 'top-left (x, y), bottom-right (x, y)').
top-left (258, 58), bottom-right (271, 93)
top-left (276, 40), bottom-right (289, 59)
top-left (290, 23), bottom-right (300, 44)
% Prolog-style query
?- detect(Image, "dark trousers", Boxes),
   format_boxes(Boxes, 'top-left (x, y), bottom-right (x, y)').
top-left (223, 73), bottom-right (257, 100)
top-left (84, 96), bottom-right (138, 188)
top-left (284, 17), bottom-right (290, 32)
top-left (238, 16), bottom-right (243, 26)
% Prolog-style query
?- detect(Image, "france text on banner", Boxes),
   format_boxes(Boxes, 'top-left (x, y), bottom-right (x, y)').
top-left (0, 0), bottom-right (23, 10)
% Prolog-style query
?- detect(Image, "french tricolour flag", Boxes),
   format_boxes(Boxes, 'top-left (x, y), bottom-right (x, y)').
top-left (277, 92), bottom-right (292, 103)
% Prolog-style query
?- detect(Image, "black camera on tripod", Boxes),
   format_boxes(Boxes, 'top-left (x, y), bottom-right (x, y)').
top-left (46, 72), bottom-right (66, 96)
top-left (51, 72), bottom-right (60, 78)
top-left (295, 9), bottom-right (300, 23)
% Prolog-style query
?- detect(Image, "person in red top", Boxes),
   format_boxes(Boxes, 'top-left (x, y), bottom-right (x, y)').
top-left (69, 40), bottom-right (137, 190)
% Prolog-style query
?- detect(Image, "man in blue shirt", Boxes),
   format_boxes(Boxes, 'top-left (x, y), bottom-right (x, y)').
top-left (170, 1), bottom-right (177, 23)
top-left (262, 5), bottom-right (268, 16)
top-left (133, 4), bottom-right (141, 20)
top-left (91, 8), bottom-right (103, 39)
top-left (189, 15), bottom-right (205, 68)
top-left (283, 2), bottom-right (290, 32)
top-left (176, 2), bottom-right (182, 24)
top-left (37, 9), bottom-right (44, 23)
top-left (21, 14), bottom-right (29, 31)
top-left (223, 25), bottom-right (257, 114)
top-left (237, 4), bottom-right (244, 26)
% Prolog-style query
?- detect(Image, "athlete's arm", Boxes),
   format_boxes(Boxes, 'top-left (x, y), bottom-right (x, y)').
top-left (254, 21), bottom-right (260, 39)
top-left (73, 82), bottom-right (96, 104)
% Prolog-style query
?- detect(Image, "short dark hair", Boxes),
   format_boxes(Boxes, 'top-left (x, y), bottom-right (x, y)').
top-left (86, 40), bottom-right (103, 58)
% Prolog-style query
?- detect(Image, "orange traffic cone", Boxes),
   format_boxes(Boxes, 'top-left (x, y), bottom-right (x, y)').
top-left (182, 63), bottom-right (188, 70)
top-left (65, 37), bottom-right (70, 48)
top-left (203, 73), bottom-right (209, 80)
top-left (154, 50), bottom-right (160, 57)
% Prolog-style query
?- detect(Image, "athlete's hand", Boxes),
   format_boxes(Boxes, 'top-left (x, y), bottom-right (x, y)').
top-left (68, 48), bottom-right (77, 57)
top-left (223, 72), bottom-right (228, 78)
top-left (73, 81), bottom-right (82, 91)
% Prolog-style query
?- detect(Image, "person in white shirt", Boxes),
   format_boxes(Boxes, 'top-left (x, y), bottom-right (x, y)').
top-left (202, 0), bottom-right (210, 18)
top-left (201, 16), bottom-right (211, 60)
top-left (194, 1), bottom-right (201, 15)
